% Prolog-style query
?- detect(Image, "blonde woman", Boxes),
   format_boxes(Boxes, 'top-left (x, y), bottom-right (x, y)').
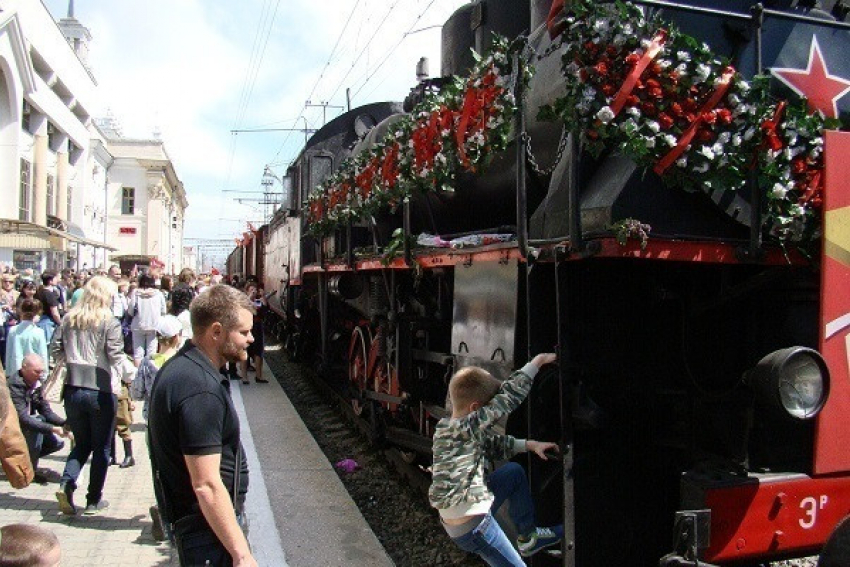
top-left (50, 276), bottom-right (124, 516)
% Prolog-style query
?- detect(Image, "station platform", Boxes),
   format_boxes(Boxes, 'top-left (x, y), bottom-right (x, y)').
top-left (0, 358), bottom-right (393, 567)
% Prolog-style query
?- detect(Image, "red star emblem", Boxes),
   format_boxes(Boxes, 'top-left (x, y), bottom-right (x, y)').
top-left (771, 36), bottom-right (850, 119)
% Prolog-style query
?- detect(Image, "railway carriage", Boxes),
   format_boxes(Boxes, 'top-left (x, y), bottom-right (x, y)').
top-left (241, 1), bottom-right (850, 564)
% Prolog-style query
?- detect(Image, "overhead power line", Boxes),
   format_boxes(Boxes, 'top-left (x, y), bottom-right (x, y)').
top-left (351, 0), bottom-right (438, 102)
top-left (302, 0), bottom-right (362, 110)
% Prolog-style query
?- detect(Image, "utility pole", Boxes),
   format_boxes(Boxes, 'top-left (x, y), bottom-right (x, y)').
top-left (305, 100), bottom-right (345, 125)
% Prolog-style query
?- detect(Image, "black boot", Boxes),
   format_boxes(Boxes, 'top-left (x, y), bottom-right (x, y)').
top-left (110, 436), bottom-right (118, 465)
top-left (120, 439), bottom-right (135, 468)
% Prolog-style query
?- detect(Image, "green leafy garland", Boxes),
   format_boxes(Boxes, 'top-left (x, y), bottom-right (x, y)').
top-left (306, 36), bottom-right (529, 236)
top-left (542, 0), bottom-right (842, 243)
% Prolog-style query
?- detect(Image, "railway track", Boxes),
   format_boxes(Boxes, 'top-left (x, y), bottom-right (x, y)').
top-left (263, 342), bottom-right (480, 567)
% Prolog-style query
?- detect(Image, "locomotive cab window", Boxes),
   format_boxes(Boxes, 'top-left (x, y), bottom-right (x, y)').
top-left (309, 154), bottom-right (333, 198)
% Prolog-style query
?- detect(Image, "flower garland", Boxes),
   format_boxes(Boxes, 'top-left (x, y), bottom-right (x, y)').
top-left (542, 0), bottom-right (842, 243)
top-left (306, 36), bottom-right (526, 236)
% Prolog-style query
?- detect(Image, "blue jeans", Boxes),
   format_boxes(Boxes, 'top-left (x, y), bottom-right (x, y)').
top-left (451, 462), bottom-right (536, 567)
top-left (61, 386), bottom-right (117, 505)
top-left (22, 416), bottom-right (64, 469)
top-left (37, 317), bottom-right (57, 345)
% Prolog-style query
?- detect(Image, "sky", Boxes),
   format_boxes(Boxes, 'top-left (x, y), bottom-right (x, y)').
top-left (43, 0), bottom-right (467, 267)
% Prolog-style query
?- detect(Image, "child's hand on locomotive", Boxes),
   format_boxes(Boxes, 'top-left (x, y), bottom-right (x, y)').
top-left (531, 353), bottom-right (557, 368)
top-left (527, 440), bottom-right (559, 461)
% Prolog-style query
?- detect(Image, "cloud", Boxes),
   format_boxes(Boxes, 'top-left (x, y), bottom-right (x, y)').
top-left (44, 0), bottom-right (467, 253)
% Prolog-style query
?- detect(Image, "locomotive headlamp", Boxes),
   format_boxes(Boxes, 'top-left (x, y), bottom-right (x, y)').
top-left (748, 347), bottom-right (830, 420)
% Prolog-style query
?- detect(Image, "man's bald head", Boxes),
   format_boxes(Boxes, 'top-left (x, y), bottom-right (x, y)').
top-left (20, 354), bottom-right (45, 386)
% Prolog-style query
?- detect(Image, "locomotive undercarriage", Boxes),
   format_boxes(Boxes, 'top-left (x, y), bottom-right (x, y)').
top-left (271, 246), bottom-right (821, 566)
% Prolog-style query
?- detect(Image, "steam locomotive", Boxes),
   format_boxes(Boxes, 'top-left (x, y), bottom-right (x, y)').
top-left (229, 1), bottom-right (850, 565)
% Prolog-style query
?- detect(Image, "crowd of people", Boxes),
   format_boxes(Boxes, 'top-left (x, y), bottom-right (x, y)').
top-left (2, 259), bottom-right (564, 567)
top-left (0, 263), bottom-right (268, 566)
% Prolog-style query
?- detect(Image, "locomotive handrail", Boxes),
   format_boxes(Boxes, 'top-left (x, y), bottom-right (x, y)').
top-left (514, 49), bottom-right (531, 261)
top-left (403, 198), bottom-right (412, 266)
top-left (628, 0), bottom-right (850, 30)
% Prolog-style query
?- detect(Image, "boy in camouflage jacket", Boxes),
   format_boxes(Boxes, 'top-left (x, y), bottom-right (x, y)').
top-left (428, 353), bottom-right (563, 565)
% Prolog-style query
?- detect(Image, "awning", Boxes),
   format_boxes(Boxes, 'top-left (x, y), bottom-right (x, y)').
top-left (110, 254), bottom-right (155, 263)
top-left (0, 218), bottom-right (118, 251)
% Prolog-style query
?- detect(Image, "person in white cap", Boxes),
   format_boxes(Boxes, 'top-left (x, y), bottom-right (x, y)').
top-left (131, 314), bottom-right (182, 542)
top-left (131, 315), bottom-right (182, 421)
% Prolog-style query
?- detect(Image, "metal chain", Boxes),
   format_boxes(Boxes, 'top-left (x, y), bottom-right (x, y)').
top-left (523, 126), bottom-right (569, 177)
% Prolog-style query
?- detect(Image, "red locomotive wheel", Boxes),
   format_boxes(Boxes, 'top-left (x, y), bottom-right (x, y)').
top-left (348, 327), bottom-right (370, 416)
top-left (372, 358), bottom-right (399, 412)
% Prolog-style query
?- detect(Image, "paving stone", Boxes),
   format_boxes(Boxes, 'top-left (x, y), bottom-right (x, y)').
top-left (0, 406), bottom-right (175, 566)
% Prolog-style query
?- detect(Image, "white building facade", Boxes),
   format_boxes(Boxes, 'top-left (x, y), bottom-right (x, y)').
top-left (0, 0), bottom-right (114, 271)
top-left (105, 137), bottom-right (188, 274)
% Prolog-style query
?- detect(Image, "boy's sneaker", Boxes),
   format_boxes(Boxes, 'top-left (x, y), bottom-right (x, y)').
top-left (517, 525), bottom-right (564, 557)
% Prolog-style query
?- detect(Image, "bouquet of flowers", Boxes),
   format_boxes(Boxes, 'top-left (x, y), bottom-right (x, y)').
top-left (542, 0), bottom-right (841, 243)
top-left (306, 36), bottom-right (527, 236)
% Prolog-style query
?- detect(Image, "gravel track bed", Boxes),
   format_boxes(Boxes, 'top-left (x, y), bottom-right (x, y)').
top-left (264, 346), bottom-right (482, 567)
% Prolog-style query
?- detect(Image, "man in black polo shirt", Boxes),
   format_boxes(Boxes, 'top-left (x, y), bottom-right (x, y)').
top-left (148, 285), bottom-right (257, 567)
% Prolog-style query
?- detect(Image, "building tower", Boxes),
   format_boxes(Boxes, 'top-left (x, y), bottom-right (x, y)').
top-left (56, 0), bottom-right (92, 70)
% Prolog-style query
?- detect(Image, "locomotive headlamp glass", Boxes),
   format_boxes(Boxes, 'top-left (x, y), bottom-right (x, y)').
top-left (750, 347), bottom-right (830, 420)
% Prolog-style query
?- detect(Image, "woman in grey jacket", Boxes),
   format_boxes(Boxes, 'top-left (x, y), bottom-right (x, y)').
top-left (127, 273), bottom-right (166, 366)
top-left (51, 276), bottom-right (125, 516)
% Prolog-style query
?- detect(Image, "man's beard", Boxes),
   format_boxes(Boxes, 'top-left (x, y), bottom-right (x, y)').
top-left (221, 337), bottom-right (248, 363)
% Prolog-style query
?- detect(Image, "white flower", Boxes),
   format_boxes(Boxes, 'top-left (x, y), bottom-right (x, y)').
top-left (646, 120), bottom-right (660, 133)
top-left (596, 106), bottom-right (616, 124)
top-left (790, 204), bottom-right (806, 217)
top-left (813, 137), bottom-right (824, 146)
top-left (698, 146), bottom-right (716, 161)
top-left (622, 23), bottom-right (633, 35)
top-left (676, 157), bottom-right (688, 168)
top-left (627, 106), bottom-right (641, 118)
top-left (810, 146), bottom-right (822, 159)
top-left (436, 152), bottom-right (447, 165)
top-left (727, 94), bottom-right (741, 106)
top-left (594, 19), bottom-right (610, 33)
top-left (641, 38), bottom-right (652, 49)
top-left (695, 64), bottom-right (712, 83)
top-left (644, 136), bottom-right (656, 149)
top-left (657, 59), bottom-right (672, 69)
top-left (738, 80), bottom-right (750, 92)
top-left (613, 34), bottom-right (626, 46)
top-left (712, 143), bottom-right (725, 156)
top-left (676, 63), bottom-right (689, 76)
top-left (694, 163), bottom-right (710, 173)
top-left (577, 101), bottom-right (591, 115)
top-left (664, 134), bottom-right (677, 147)
top-left (620, 118), bottom-right (638, 133)
top-left (717, 132), bottom-right (731, 144)
top-left (677, 50), bottom-right (691, 62)
top-left (743, 128), bottom-right (756, 141)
